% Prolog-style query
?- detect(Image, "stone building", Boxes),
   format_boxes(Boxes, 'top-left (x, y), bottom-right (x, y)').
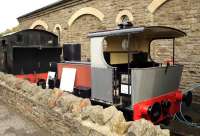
top-left (17, 0), bottom-right (200, 91)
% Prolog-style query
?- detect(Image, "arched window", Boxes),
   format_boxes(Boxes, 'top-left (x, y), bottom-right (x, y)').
top-left (116, 10), bottom-right (134, 25)
top-left (55, 27), bottom-right (61, 43)
top-left (34, 25), bottom-right (46, 30)
top-left (53, 24), bottom-right (62, 44)
top-left (121, 15), bottom-right (130, 23)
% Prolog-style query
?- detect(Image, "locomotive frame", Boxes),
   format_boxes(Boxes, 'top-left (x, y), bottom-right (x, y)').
top-left (56, 26), bottom-right (192, 123)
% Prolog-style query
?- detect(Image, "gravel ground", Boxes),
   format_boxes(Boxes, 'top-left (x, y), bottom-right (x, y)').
top-left (0, 101), bottom-right (51, 136)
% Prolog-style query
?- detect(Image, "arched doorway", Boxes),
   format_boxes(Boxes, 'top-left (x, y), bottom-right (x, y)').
top-left (68, 14), bottom-right (104, 61)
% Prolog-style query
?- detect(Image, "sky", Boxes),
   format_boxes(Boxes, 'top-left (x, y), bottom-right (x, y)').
top-left (0, 0), bottom-right (58, 32)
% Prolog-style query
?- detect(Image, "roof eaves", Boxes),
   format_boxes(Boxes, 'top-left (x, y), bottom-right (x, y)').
top-left (17, 0), bottom-right (66, 20)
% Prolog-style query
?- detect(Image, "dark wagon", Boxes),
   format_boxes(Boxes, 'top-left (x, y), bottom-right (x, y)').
top-left (0, 29), bottom-right (62, 85)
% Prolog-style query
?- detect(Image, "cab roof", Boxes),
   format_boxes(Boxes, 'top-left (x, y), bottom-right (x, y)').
top-left (88, 26), bottom-right (186, 39)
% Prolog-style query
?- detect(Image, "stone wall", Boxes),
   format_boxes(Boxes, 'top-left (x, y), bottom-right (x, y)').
top-left (0, 72), bottom-right (169, 136)
top-left (18, 0), bottom-right (200, 92)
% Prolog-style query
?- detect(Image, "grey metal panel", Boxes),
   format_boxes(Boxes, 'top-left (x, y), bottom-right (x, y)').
top-left (131, 64), bottom-right (183, 104)
top-left (91, 67), bottom-right (113, 104)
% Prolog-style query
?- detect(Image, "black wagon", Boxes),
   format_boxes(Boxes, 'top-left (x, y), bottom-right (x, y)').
top-left (0, 29), bottom-right (62, 85)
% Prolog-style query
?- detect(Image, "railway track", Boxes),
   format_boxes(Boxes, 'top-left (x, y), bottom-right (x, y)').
top-left (161, 103), bottom-right (200, 136)
top-left (171, 121), bottom-right (200, 136)
top-left (171, 131), bottom-right (186, 136)
top-left (162, 124), bottom-right (188, 136)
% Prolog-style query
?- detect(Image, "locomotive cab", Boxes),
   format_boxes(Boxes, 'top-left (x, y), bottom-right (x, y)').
top-left (89, 26), bottom-right (188, 123)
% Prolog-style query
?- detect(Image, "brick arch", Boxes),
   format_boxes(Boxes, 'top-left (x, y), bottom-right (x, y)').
top-left (68, 7), bottom-right (104, 27)
top-left (115, 10), bottom-right (134, 25)
top-left (30, 20), bottom-right (48, 30)
top-left (147, 0), bottom-right (169, 13)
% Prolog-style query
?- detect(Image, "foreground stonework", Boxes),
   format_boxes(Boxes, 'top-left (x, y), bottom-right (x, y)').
top-left (0, 72), bottom-right (169, 136)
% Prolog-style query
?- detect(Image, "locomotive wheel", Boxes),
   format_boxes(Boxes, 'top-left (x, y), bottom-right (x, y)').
top-left (37, 79), bottom-right (46, 89)
top-left (148, 102), bottom-right (162, 122)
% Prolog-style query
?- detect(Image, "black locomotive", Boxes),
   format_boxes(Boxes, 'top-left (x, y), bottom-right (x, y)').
top-left (0, 29), bottom-right (62, 83)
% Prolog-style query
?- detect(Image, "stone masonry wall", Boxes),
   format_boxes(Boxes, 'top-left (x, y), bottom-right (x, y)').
top-left (18, 0), bottom-right (200, 95)
top-left (0, 72), bottom-right (169, 136)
